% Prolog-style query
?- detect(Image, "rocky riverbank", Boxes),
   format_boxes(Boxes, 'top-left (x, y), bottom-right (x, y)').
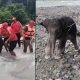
top-left (36, 6), bottom-right (80, 80)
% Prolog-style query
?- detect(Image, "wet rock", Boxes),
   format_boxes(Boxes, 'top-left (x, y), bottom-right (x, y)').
top-left (53, 55), bottom-right (61, 60)
top-left (39, 58), bottom-right (42, 62)
top-left (55, 78), bottom-right (61, 80)
top-left (72, 65), bottom-right (79, 70)
top-left (49, 78), bottom-right (53, 80)
top-left (45, 55), bottom-right (50, 59)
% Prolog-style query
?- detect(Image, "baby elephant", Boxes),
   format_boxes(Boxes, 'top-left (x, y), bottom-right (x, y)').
top-left (39, 16), bottom-right (79, 58)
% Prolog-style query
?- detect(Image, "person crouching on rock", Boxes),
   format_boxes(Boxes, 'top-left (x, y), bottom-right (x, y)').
top-left (2, 22), bottom-right (18, 56)
top-left (22, 20), bottom-right (35, 53)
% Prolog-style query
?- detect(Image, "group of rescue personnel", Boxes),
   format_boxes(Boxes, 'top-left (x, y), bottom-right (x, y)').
top-left (0, 17), bottom-right (35, 57)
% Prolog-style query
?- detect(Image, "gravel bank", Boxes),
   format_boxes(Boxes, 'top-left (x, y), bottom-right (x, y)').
top-left (36, 6), bottom-right (80, 80)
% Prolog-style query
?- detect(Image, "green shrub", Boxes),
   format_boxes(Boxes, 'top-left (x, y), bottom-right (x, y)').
top-left (0, 3), bottom-right (35, 25)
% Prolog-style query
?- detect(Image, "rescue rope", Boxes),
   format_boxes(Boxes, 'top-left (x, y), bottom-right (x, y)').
top-left (67, 23), bottom-right (76, 32)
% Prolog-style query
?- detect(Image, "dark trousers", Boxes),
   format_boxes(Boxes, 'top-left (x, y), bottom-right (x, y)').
top-left (9, 41), bottom-right (17, 52)
top-left (4, 37), bottom-right (8, 42)
top-left (4, 37), bottom-right (17, 52)
top-left (0, 38), bottom-right (3, 53)
top-left (16, 33), bottom-right (21, 47)
top-left (4, 37), bottom-right (9, 52)
top-left (23, 38), bottom-right (33, 53)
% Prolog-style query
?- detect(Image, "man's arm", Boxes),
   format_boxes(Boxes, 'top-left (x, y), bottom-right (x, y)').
top-left (4, 34), bottom-right (12, 44)
top-left (21, 26), bottom-right (28, 40)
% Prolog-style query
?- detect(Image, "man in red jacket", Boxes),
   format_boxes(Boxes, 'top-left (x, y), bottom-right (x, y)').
top-left (11, 17), bottom-right (22, 47)
top-left (1, 22), bottom-right (18, 56)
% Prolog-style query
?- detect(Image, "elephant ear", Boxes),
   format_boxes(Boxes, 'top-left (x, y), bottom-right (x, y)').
top-left (36, 15), bottom-right (46, 24)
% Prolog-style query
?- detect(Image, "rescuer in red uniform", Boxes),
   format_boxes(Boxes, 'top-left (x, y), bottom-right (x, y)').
top-left (2, 22), bottom-right (18, 56)
top-left (23, 20), bottom-right (35, 53)
top-left (11, 17), bottom-right (22, 47)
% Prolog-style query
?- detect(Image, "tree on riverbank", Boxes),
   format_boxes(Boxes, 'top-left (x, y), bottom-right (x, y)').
top-left (0, 0), bottom-right (36, 24)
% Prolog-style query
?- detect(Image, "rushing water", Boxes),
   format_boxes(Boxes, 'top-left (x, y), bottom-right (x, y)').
top-left (0, 43), bottom-right (35, 80)
top-left (36, 1), bottom-right (80, 8)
